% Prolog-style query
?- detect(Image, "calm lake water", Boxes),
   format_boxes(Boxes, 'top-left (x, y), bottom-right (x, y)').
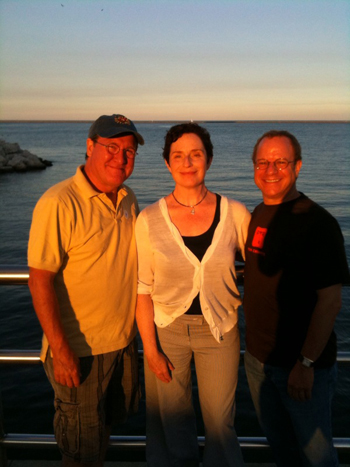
top-left (0, 121), bottom-right (349, 437)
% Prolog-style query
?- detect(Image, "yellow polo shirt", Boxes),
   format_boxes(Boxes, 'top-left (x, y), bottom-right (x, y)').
top-left (28, 166), bottom-right (138, 360)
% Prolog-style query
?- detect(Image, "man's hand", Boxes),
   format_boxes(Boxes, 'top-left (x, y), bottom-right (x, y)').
top-left (146, 350), bottom-right (175, 384)
top-left (52, 346), bottom-right (81, 388)
top-left (29, 267), bottom-right (81, 387)
top-left (287, 361), bottom-right (314, 401)
top-left (287, 284), bottom-right (342, 402)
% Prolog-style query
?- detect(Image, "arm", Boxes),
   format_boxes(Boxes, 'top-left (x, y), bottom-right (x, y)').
top-left (136, 294), bottom-right (174, 383)
top-left (287, 283), bottom-right (342, 401)
top-left (28, 267), bottom-right (80, 388)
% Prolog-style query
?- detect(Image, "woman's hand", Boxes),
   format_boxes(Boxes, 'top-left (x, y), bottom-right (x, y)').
top-left (136, 294), bottom-right (175, 383)
top-left (146, 350), bottom-right (175, 383)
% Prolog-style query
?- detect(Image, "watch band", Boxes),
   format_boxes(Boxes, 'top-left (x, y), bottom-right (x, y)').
top-left (298, 353), bottom-right (315, 368)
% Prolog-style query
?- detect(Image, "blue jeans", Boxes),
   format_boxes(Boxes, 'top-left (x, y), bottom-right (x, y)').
top-left (244, 350), bottom-right (339, 467)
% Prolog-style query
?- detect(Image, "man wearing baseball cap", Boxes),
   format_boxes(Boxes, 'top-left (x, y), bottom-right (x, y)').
top-left (28, 114), bottom-right (144, 466)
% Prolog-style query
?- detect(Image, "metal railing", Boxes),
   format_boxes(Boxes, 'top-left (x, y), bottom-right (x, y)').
top-left (0, 266), bottom-right (30, 285)
top-left (1, 266), bottom-right (349, 465)
top-left (0, 264), bottom-right (245, 286)
top-left (1, 348), bottom-right (349, 465)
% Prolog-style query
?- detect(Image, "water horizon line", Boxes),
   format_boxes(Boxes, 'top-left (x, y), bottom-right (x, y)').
top-left (1, 119), bottom-right (349, 124)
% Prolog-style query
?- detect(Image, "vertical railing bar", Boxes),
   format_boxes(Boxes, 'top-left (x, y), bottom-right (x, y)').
top-left (0, 397), bottom-right (8, 467)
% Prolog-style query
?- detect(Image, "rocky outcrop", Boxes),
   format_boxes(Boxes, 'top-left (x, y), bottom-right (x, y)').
top-left (0, 140), bottom-right (52, 173)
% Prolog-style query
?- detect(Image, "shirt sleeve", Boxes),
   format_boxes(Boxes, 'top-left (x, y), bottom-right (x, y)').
top-left (135, 211), bottom-right (155, 295)
top-left (27, 194), bottom-right (71, 272)
top-left (230, 201), bottom-right (251, 262)
top-left (239, 206), bottom-right (251, 261)
top-left (311, 214), bottom-right (350, 290)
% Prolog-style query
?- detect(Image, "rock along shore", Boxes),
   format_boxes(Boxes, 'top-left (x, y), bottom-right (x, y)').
top-left (0, 139), bottom-right (52, 173)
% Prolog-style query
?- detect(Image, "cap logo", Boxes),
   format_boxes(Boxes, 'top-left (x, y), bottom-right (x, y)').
top-left (114, 115), bottom-right (131, 126)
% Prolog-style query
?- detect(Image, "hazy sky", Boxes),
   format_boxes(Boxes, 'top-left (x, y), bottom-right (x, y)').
top-left (0, 0), bottom-right (349, 121)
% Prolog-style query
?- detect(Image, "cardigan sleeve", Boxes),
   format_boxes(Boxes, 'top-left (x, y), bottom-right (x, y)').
top-left (135, 211), bottom-right (155, 295)
top-left (227, 200), bottom-right (251, 262)
top-left (239, 207), bottom-right (251, 261)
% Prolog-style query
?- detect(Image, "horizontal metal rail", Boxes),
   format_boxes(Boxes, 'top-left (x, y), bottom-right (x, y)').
top-left (0, 433), bottom-right (265, 449)
top-left (1, 433), bottom-right (349, 451)
top-left (3, 265), bottom-right (350, 287)
top-left (1, 265), bottom-right (245, 285)
top-left (1, 349), bottom-right (350, 363)
top-left (1, 433), bottom-right (350, 449)
top-left (0, 266), bottom-right (29, 285)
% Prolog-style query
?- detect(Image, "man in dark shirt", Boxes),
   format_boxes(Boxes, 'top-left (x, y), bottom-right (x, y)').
top-left (243, 130), bottom-right (349, 467)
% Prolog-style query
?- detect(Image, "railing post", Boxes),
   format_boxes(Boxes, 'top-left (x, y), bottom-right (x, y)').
top-left (0, 394), bottom-right (8, 467)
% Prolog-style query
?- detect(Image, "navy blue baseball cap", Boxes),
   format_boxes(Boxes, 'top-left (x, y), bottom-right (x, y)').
top-left (88, 114), bottom-right (144, 145)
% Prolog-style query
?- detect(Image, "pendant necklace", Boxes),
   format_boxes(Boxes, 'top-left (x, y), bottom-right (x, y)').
top-left (171, 189), bottom-right (208, 215)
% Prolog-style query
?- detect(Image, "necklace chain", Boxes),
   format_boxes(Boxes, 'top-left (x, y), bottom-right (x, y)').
top-left (171, 189), bottom-right (208, 215)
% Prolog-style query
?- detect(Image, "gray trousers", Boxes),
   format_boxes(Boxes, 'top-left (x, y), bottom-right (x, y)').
top-left (145, 314), bottom-right (244, 467)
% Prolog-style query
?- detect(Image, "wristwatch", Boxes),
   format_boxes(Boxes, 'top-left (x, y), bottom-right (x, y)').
top-left (298, 354), bottom-right (315, 368)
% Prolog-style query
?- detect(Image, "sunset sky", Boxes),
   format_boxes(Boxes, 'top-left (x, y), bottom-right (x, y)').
top-left (0, 0), bottom-right (349, 121)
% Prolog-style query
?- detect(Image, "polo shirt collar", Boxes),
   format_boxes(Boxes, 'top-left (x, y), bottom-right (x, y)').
top-left (74, 165), bottom-right (127, 200)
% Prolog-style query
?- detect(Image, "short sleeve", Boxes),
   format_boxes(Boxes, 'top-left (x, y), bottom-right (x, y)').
top-left (27, 195), bottom-right (71, 272)
top-left (310, 214), bottom-right (349, 290)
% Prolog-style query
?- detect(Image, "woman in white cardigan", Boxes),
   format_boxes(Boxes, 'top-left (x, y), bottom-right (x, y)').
top-left (135, 123), bottom-right (250, 467)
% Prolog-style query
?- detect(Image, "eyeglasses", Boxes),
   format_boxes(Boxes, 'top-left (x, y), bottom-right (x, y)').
top-left (94, 141), bottom-right (137, 159)
top-left (254, 158), bottom-right (296, 171)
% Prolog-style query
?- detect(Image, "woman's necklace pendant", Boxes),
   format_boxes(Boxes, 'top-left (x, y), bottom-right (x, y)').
top-left (171, 189), bottom-right (208, 216)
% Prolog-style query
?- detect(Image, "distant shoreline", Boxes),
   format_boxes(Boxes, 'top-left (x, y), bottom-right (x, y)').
top-left (0, 119), bottom-right (349, 124)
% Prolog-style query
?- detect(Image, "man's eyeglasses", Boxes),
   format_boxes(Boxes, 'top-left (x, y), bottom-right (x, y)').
top-left (94, 141), bottom-right (137, 159)
top-left (254, 159), bottom-right (296, 171)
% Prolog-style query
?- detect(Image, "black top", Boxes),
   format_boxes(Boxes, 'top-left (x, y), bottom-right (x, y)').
top-left (182, 194), bottom-right (221, 315)
top-left (243, 193), bottom-right (350, 369)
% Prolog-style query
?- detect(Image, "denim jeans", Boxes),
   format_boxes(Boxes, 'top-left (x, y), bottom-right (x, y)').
top-left (244, 350), bottom-right (339, 467)
top-left (145, 314), bottom-right (244, 467)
